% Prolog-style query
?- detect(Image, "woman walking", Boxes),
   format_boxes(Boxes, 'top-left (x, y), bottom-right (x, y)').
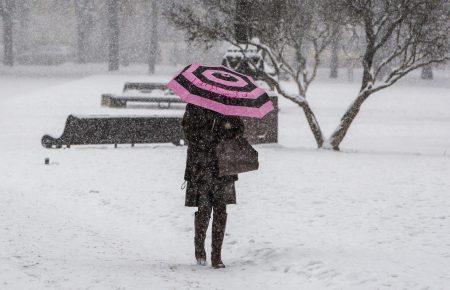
top-left (182, 104), bottom-right (244, 269)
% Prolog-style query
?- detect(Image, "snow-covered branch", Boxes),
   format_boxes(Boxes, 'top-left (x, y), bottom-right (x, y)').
top-left (371, 56), bottom-right (449, 93)
top-left (327, 0), bottom-right (449, 150)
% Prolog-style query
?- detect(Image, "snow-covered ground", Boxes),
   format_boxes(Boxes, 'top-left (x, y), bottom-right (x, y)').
top-left (1, 67), bottom-right (449, 289)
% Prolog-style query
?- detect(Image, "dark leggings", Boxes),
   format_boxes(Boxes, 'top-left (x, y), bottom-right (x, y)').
top-left (198, 203), bottom-right (227, 218)
top-left (196, 184), bottom-right (227, 218)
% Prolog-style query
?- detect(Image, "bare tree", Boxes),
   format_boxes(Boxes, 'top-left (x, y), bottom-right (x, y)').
top-left (107, 0), bottom-right (120, 71)
top-left (0, 0), bottom-right (14, 66)
top-left (329, 26), bottom-right (340, 78)
top-left (147, 0), bottom-right (159, 74)
top-left (167, 0), bottom-right (338, 148)
top-left (75, 0), bottom-right (94, 64)
top-left (15, 0), bottom-right (30, 53)
top-left (327, 0), bottom-right (449, 150)
top-left (341, 27), bottom-right (363, 82)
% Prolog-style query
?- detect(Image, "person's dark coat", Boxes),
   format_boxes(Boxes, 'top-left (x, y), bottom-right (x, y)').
top-left (182, 104), bottom-right (245, 207)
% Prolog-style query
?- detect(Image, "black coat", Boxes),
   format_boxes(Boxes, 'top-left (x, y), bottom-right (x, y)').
top-left (182, 104), bottom-right (245, 206)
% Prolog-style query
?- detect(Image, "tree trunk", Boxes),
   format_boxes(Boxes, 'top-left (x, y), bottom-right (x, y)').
top-left (421, 65), bottom-right (433, 80)
top-left (2, 8), bottom-right (14, 66)
top-left (329, 28), bottom-right (339, 79)
top-left (234, 0), bottom-right (251, 43)
top-left (108, 0), bottom-right (119, 71)
top-left (75, 1), bottom-right (90, 64)
top-left (299, 101), bottom-right (324, 148)
top-left (76, 23), bottom-right (88, 63)
top-left (328, 91), bottom-right (370, 150)
top-left (16, 0), bottom-right (30, 53)
top-left (147, 0), bottom-right (158, 74)
top-left (347, 66), bottom-right (354, 82)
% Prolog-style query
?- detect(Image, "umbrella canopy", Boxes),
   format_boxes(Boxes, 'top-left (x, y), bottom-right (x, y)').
top-left (167, 64), bottom-right (274, 118)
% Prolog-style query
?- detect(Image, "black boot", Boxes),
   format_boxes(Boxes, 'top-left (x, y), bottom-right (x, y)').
top-left (211, 212), bottom-right (227, 269)
top-left (194, 211), bottom-right (210, 266)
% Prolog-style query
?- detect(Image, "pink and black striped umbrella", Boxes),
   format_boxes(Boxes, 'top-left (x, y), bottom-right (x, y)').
top-left (167, 64), bottom-right (274, 118)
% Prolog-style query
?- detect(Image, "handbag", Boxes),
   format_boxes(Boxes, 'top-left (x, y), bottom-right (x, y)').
top-left (216, 136), bottom-right (259, 176)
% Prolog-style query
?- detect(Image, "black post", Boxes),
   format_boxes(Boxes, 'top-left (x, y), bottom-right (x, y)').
top-left (108, 0), bottom-right (119, 71)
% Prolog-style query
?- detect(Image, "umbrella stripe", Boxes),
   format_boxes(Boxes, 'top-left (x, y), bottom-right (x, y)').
top-left (219, 65), bottom-right (260, 87)
top-left (190, 70), bottom-right (256, 92)
top-left (184, 64), bottom-right (260, 87)
top-left (185, 65), bottom-right (261, 95)
top-left (167, 80), bottom-right (274, 119)
top-left (182, 71), bottom-right (265, 99)
top-left (216, 64), bottom-right (260, 85)
top-left (173, 74), bottom-right (271, 108)
top-left (203, 70), bottom-right (248, 87)
top-left (195, 65), bottom-right (255, 88)
top-left (193, 66), bottom-right (253, 90)
top-left (174, 76), bottom-right (270, 108)
top-left (211, 71), bottom-right (240, 82)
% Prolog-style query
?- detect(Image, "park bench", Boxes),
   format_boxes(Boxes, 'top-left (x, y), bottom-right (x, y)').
top-left (122, 82), bottom-right (167, 93)
top-left (42, 80), bottom-right (278, 149)
top-left (118, 83), bottom-right (279, 143)
top-left (101, 94), bottom-right (183, 108)
top-left (101, 83), bottom-right (278, 145)
top-left (41, 96), bottom-right (278, 149)
top-left (101, 82), bottom-right (182, 108)
top-left (41, 114), bottom-right (185, 148)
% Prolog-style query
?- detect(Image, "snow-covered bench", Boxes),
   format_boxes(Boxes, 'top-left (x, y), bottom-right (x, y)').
top-left (41, 114), bottom-right (185, 149)
top-left (101, 94), bottom-right (183, 108)
top-left (43, 89), bottom-right (278, 149)
top-left (101, 82), bottom-right (182, 108)
top-left (122, 82), bottom-right (167, 93)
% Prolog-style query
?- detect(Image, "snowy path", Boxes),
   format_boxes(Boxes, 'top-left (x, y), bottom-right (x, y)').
top-left (1, 74), bottom-right (449, 289)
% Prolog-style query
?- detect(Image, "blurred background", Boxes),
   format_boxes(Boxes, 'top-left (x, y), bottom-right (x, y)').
top-left (0, 0), bottom-right (225, 72)
top-left (1, 0), bottom-right (445, 77)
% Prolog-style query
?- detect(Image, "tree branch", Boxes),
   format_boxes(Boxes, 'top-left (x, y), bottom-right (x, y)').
top-left (371, 56), bottom-right (449, 93)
